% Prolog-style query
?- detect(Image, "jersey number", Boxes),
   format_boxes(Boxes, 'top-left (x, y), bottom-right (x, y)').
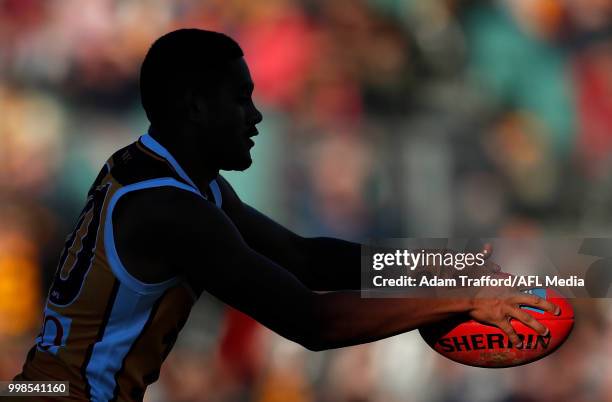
top-left (49, 183), bottom-right (111, 306)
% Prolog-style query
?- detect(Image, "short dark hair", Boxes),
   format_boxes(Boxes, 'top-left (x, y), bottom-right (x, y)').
top-left (140, 29), bottom-right (243, 126)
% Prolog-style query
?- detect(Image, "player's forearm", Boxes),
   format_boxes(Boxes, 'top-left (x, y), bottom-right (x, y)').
top-left (307, 292), bottom-right (472, 350)
top-left (300, 237), bottom-right (361, 290)
top-left (298, 239), bottom-right (463, 291)
top-left (300, 239), bottom-right (493, 292)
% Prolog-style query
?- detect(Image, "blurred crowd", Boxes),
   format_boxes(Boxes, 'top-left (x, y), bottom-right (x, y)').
top-left (1, 0), bottom-right (611, 401)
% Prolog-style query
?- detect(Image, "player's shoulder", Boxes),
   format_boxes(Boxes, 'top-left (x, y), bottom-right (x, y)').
top-left (112, 184), bottom-right (234, 266)
top-left (110, 187), bottom-right (214, 284)
top-left (114, 184), bottom-right (219, 230)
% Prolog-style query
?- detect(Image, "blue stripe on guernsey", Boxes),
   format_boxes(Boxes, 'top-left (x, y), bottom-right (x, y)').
top-left (85, 283), bottom-right (159, 402)
top-left (209, 179), bottom-right (222, 208)
top-left (140, 133), bottom-right (201, 194)
top-left (104, 178), bottom-right (204, 294)
top-left (36, 307), bottom-right (72, 355)
top-left (521, 288), bottom-right (547, 314)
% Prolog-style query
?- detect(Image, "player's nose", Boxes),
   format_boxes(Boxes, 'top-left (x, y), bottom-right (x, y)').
top-left (250, 101), bottom-right (263, 126)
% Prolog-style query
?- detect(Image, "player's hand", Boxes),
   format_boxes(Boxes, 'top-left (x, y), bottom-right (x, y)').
top-left (468, 284), bottom-right (560, 347)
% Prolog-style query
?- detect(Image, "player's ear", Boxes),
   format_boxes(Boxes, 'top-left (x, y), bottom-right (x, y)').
top-left (185, 89), bottom-right (208, 124)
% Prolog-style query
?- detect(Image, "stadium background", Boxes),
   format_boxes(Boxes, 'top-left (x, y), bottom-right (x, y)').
top-left (0, 0), bottom-right (611, 400)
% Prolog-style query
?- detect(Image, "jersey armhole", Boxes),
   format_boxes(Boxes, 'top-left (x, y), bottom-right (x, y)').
top-left (104, 177), bottom-right (204, 294)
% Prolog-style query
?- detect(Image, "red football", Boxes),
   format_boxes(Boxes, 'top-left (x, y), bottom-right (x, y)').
top-left (419, 288), bottom-right (574, 368)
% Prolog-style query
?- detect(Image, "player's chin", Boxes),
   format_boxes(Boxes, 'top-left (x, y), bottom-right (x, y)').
top-left (222, 154), bottom-right (252, 171)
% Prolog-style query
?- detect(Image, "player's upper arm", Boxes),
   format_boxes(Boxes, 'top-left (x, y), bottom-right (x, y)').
top-left (112, 186), bottom-right (324, 350)
top-left (215, 175), bottom-right (362, 291)
top-left (215, 175), bottom-right (311, 272)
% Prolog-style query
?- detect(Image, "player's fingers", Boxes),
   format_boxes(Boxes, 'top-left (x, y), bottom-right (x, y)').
top-left (505, 306), bottom-right (549, 336)
top-left (510, 294), bottom-right (560, 315)
top-left (496, 318), bottom-right (522, 348)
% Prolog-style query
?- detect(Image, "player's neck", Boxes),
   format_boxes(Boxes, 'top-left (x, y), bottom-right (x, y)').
top-left (148, 125), bottom-right (219, 190)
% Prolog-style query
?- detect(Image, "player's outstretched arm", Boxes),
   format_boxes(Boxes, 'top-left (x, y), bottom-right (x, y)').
top-left (217, 175), bottom-right (362, 290)
top-left (113, 187), bottom-right (559, 351)
top-left (216, 177), bottom-right (497, 292)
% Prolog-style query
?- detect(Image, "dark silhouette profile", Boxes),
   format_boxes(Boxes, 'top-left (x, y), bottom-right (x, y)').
top-left (12, 29), bottom-right (558, 402)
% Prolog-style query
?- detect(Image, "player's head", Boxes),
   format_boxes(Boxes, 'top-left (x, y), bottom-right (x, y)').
top-left (140, 29), bottom-right (262, 171)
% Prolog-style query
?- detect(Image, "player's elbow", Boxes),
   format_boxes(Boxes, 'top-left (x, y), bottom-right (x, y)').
top-left (301, 339), bottom-right (327, 352)
top-left (288, 328), bottom-right (325, 352)
top-left (289, 296), bottom-right (339, 352)
top-left (291, 325), bottom-right (329, 352)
